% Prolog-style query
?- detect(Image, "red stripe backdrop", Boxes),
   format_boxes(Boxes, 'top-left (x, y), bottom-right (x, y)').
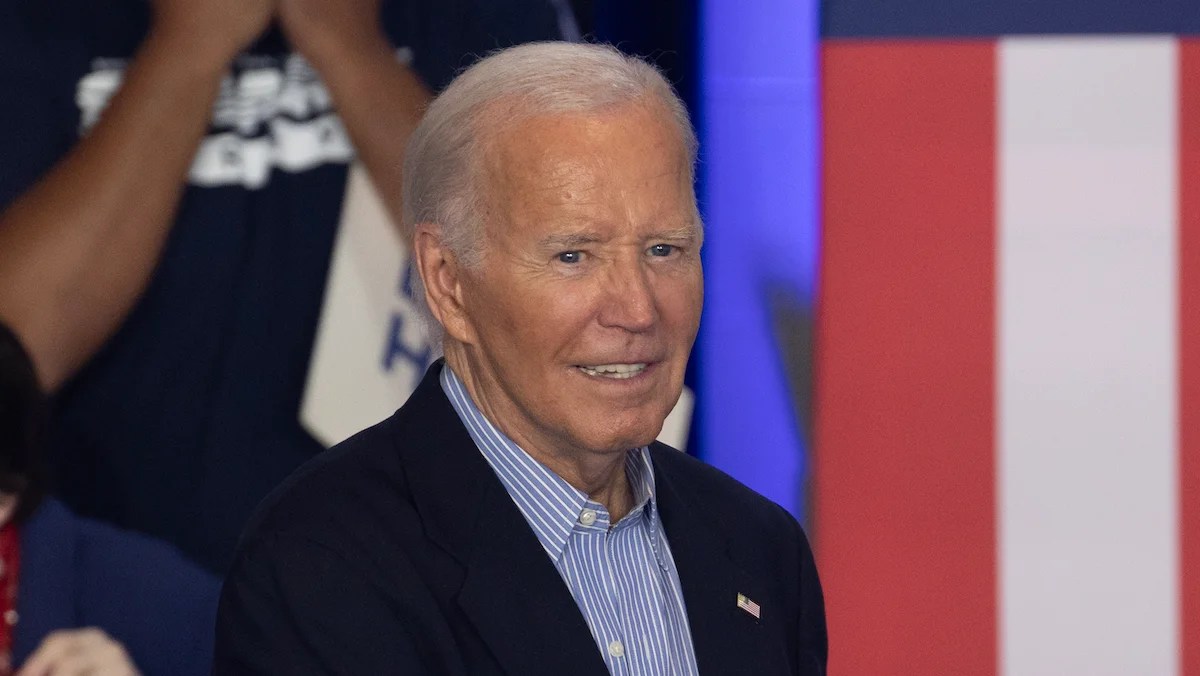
top-left (1180, 37), bottom-right (1200, 676)
top-left (816, 42), bottom-right (996, 675)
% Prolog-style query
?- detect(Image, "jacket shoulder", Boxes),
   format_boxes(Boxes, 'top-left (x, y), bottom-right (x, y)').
top-left (649, 442), bottom-right (798, 528)
top-left (239, 414), bottom-right (409, 548)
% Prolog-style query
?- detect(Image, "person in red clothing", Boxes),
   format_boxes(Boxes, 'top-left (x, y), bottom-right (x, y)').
top-left (0, 323), bottom-right (219, 676)
top-left (0, 325), bottom-right (138, 676)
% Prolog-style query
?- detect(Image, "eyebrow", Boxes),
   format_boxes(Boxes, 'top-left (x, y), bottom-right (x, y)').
top-left (536, 223), bottom-right (702, 250)
top-left (537, 232), bottom-right (604, 250)
top-left (647, 225), bottom-right (702, 242)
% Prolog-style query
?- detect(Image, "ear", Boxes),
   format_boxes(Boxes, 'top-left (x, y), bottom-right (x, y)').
top-left (412, 224), bottom-right (479, 345)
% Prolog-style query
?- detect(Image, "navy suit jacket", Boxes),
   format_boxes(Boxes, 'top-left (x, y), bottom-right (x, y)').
top-left (214, 363), bottom-right (827, 675)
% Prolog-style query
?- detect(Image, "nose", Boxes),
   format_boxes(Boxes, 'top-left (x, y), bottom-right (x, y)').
top-left (598, 257), bottom-right (657, 333)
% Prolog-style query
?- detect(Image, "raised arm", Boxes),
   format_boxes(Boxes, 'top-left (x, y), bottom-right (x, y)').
top-left (0, 0), bottom-right (273, 392)
top-left (278, 0), bottom-right (432, 225)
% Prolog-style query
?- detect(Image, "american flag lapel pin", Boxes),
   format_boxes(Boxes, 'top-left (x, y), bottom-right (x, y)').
top-left (736, 593), bottom-right (761, 620)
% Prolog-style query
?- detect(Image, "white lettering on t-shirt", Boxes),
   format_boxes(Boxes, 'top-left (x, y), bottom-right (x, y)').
top-left (74, 49), bottom-right (414, 190)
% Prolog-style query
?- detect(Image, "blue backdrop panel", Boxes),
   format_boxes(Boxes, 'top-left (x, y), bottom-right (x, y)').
top-left (696, 0), bottom-right (819, 518)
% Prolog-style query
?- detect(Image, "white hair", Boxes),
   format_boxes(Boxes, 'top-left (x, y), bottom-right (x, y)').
top-left (401, 41), bottom-right (699, 339)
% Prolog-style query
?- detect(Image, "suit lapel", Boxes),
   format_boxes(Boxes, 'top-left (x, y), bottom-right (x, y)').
top-left (393, 363), bottom-right (608, 676)
top-left (653, 447), bottom-right (788, 675)
top-left (456, 479), bottom-right (609, 676)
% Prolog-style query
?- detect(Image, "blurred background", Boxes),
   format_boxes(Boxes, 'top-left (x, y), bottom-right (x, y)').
top-left (579, 1), bottom-right (1199, 674)
top-left (2, 0), bottom-right (1197, 673)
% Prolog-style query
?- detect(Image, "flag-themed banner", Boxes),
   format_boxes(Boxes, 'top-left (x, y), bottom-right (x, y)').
top-left (816, 36), bottom-right (1199, 675)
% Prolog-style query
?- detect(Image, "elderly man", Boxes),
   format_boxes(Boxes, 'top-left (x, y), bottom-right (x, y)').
top-left (214, 42), bottom-right (827, 675)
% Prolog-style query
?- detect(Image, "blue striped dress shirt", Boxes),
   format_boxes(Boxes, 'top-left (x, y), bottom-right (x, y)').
top-left (441, 367), bottom-right (700, 675)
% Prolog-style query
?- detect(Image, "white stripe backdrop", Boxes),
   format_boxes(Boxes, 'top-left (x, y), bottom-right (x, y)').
top-left (998, 36), bottom-right (1180, 676)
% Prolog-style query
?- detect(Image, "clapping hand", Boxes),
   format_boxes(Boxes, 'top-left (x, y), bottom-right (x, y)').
top-left (16, 629), bottom-right (140, 676)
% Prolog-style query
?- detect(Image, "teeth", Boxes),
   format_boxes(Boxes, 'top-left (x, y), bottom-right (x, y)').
top-left (577, 363), bottom-right (648, 379)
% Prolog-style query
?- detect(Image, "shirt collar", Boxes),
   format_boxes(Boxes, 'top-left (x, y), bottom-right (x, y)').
top-left (440, 365), bottom-right (660, 562)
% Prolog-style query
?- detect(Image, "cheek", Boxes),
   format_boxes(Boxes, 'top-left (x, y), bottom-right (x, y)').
top-left (472, 273), bottom-right (546, 334)
top-left (490, 287), bottom-right (595, 360)
top-left (656, 272), bottom-right (704, 329)
top-left (519, 280), bottom-right (600, 327)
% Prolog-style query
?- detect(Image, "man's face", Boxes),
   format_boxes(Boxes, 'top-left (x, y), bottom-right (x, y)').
top-left (454, 100), bottom-right (703, 460)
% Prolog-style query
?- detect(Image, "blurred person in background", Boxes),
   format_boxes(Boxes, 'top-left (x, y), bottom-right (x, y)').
top-left (0, 322), bottom-right (218, 676)
top-left (0, 0), bottom-right (571, 573)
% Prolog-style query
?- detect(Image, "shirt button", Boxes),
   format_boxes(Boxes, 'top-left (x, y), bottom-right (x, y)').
top-left (579, 509), bottom-right (597, 526)
top-left (608, 640), bottom-right (625, 658)
top-left (4, 610), bottom-right (17, 626)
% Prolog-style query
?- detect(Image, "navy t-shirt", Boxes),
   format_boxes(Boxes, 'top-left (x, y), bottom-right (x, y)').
top-left (0, 0), bottom-right (563, 572)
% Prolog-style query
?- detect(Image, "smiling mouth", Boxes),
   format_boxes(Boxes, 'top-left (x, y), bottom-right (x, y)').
top-left (576, 363), bottom-right (648, 379)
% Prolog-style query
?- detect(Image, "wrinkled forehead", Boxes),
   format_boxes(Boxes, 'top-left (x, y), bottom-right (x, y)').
top-left (473, 99), bottom-right (698, 226)
top-left (477, 93), bottom-right (691, 168)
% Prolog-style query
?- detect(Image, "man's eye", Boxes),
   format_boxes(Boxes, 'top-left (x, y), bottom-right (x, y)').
top-left (648, 244), bottom-right (676, 257)
top-left (557, 251), bottom-right (583, 264)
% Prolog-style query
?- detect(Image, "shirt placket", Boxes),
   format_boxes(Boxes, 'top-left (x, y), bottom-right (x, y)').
top-left (622, 511), bottom-right (681, 676)
top-left (580, 503), bottom-right (633, 676)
